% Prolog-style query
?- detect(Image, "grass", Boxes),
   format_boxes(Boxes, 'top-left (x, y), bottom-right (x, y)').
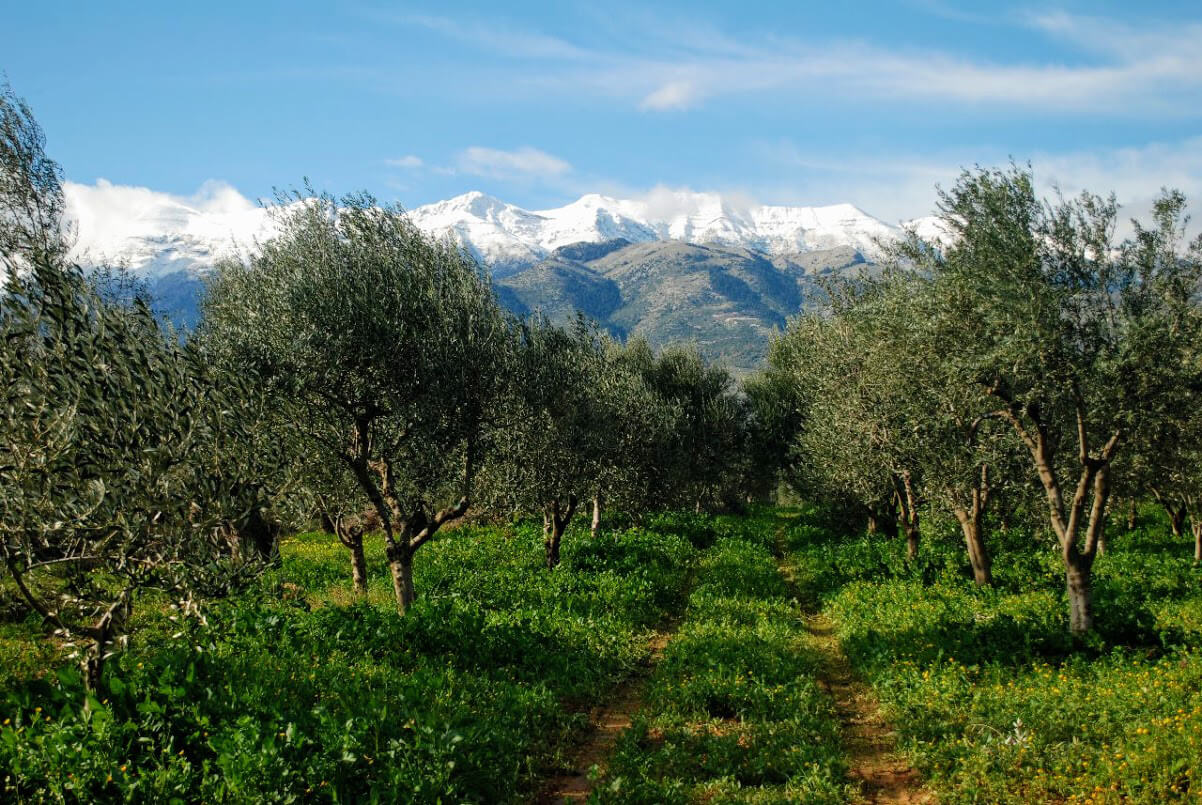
top-left (0, 517), bottom-right (697, 803)
top-left (784, 503), bottom-right (1202, 803)
top-left (4, 503), bottom-right (1199, 803)
top-left (593, 511), bottom-right (853, 803)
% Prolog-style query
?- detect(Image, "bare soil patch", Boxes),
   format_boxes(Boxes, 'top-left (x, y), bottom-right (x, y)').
top-left (537, 626), bottom-right (675, 803)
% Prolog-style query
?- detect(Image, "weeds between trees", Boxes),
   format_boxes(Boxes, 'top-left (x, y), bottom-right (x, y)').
top-left (770, 165), bottom-right (1202, 635)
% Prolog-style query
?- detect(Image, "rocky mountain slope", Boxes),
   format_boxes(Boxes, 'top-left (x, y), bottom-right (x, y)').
top-left (498, 240), bottom-right (868, 373)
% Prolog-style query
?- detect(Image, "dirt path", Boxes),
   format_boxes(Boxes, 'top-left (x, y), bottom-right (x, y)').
top-left (537, 627), bottom-right (674, 803)
top-left (776, 540), bottom-right (933, 805)
top-left (802, 612), bottom-right (933, 804)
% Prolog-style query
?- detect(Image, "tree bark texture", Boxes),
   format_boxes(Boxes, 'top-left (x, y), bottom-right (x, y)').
top-left (544, 496), bottom-right (578, 570)
top-left (995, 392), bottom-right (1118, 635)
top-left (954, 509), bottom-right (993, 586)
top-left (348, 533), bottom-right (368, 595)
top-left (895, 472), bottom-right (921, 562)
top-left (1065, 554), bottom-right (1094, 634)
top-left (591, 492), bottom-right (603, 539)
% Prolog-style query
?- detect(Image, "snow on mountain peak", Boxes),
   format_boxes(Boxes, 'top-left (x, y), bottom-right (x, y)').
top-left (64, 181), bottom-right (916, 277)
top-left (65, 180), bottom-right (272, 276)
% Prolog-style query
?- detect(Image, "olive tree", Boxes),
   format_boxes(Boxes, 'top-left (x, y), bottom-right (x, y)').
top-left (913, 167), bottom-right (1202, 632)
top-left (0, 82), bottom-right (69, 272)
top-left (854, 269), bottom-right (1025, 584)
top-left (771, 306), bottom-right (925, 556)
top-left (486, 315), bottom-right (609, 568)
top-left (0, 85), bottom-right (273, 694)
top-left (1, 266), bottom-right (270, 692)
top-left (641, 345), bottom-right (743, 512)
top-left (202, 191), bottom-right (509, 612)
top-left (741, 367), bottom-right (804, 502)
top-left (587, 338), bottom-right (682, 535)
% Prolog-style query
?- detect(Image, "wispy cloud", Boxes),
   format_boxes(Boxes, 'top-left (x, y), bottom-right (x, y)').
top-left (455, 146), bottom-right (573, 180)
top-left (394, 9), bottom-right (1202, 117)
top-left (640, 80), bottom-right (698, 111)
top-left (386, 154), bottom-right (424, 168)
top-left (758, 136), bottom-right (1202, 230)
top-left (390, 14), bottom-right (594, 61)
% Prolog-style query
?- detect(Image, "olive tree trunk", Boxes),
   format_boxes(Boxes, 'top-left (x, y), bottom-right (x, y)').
top-left (387, 543), bottom-right (416, 613)
top-left (544, 495), bottom-right (579, 570)
top-left (998, 398), bottom-right (1118, 635)
top-left (894, 471), bottom-right (921, 562)
top-left (1169, 504), bottom-right (1186, 537)
top-left (953, 509), bottom-right (992, 586)
top-left (591, 492), bottom-right (603, 539)
top-left (948, 465), bottom-right (993, 585)
top-left (1065, 552), bottom-right (1093, 634)
top-left (321, 510), bottom-right (370, 596)
top-left (348, 533), bottom-right (368, 594)
top-left (82, 594), bottom-right (129, 696)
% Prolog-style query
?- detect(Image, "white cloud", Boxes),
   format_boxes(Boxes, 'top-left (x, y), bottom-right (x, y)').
top-left (640, 80), bottom-right (699, 111)
top-left (386, 155), bottom-right (424, 168)
top-left (456, 146), bottom-right (572, 180)
top-left (394, 14), bottom-right (593, 61)
top-left (759, 136), bottom-right (1202, 236)
top-left (637, 183), bottom-right (757, 222)
top-left (399, 9), bottom-right (1202, 117)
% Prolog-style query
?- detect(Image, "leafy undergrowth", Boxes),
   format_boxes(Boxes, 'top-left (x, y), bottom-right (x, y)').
top-left (785, 504), bottom-right (1202, 804)
top-left (0, 516), bottom-right (700, 803)
top-left (593, 511), bottom-right (852, 804)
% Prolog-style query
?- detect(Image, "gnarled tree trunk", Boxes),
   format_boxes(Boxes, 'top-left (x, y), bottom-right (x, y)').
top-left (1169, 504), bottom-right (1186, 537)
top-left (894, 471), bottom-right (921, 562)
top-left (953, 509), bottom-right (992, 586)
top-left (348, 536), bottom-right (368, 593)
top-left (391, 547), bottom-right (416, 612)
top-left (1153, 488), bottom-right (1187, 537)
top-left (952, 464), bottom-right (993, 585)
top-left (321, 509), bottom-right (371, 596)
top-left (902, 518), bottom-right (920, 562)
top-left (997, 394), bottom-right (1119, 635)
top-left (544, 495), bottom-right (579, 570)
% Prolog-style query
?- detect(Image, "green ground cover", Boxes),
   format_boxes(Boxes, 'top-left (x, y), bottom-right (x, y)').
top-left (785, 505), bottom-right (1202, 804)
top-left (0, 517), bottom-right (698, 803)
top-left (594, 511), bottom-right (852, 804)
top-left (5, 505), bottom-right (1200, 804)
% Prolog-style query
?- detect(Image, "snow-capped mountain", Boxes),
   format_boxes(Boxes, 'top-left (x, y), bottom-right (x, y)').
top-left (66, 180), bottom-right (273, 277)
top-left (64, 181), bottom-right (934, 278)
top-left (406, 190), bottom-right (907, 273)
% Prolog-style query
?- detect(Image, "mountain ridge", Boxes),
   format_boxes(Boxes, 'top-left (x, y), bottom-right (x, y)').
top-left (63, 182), bottom-right (925, 368)
top-left (497, 240), bottom-right (869, 374)
top-left (64, 181), bottom-right (938, 279)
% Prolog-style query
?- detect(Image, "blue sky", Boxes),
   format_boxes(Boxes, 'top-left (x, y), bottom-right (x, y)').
top-left (5, 1), bottom-right (1202, 221)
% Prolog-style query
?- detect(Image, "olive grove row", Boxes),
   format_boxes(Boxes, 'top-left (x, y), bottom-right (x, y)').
top-left (0, 85), bottom-right (774, 691)
top-left (760, 166), bottom-right (1202, 634)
